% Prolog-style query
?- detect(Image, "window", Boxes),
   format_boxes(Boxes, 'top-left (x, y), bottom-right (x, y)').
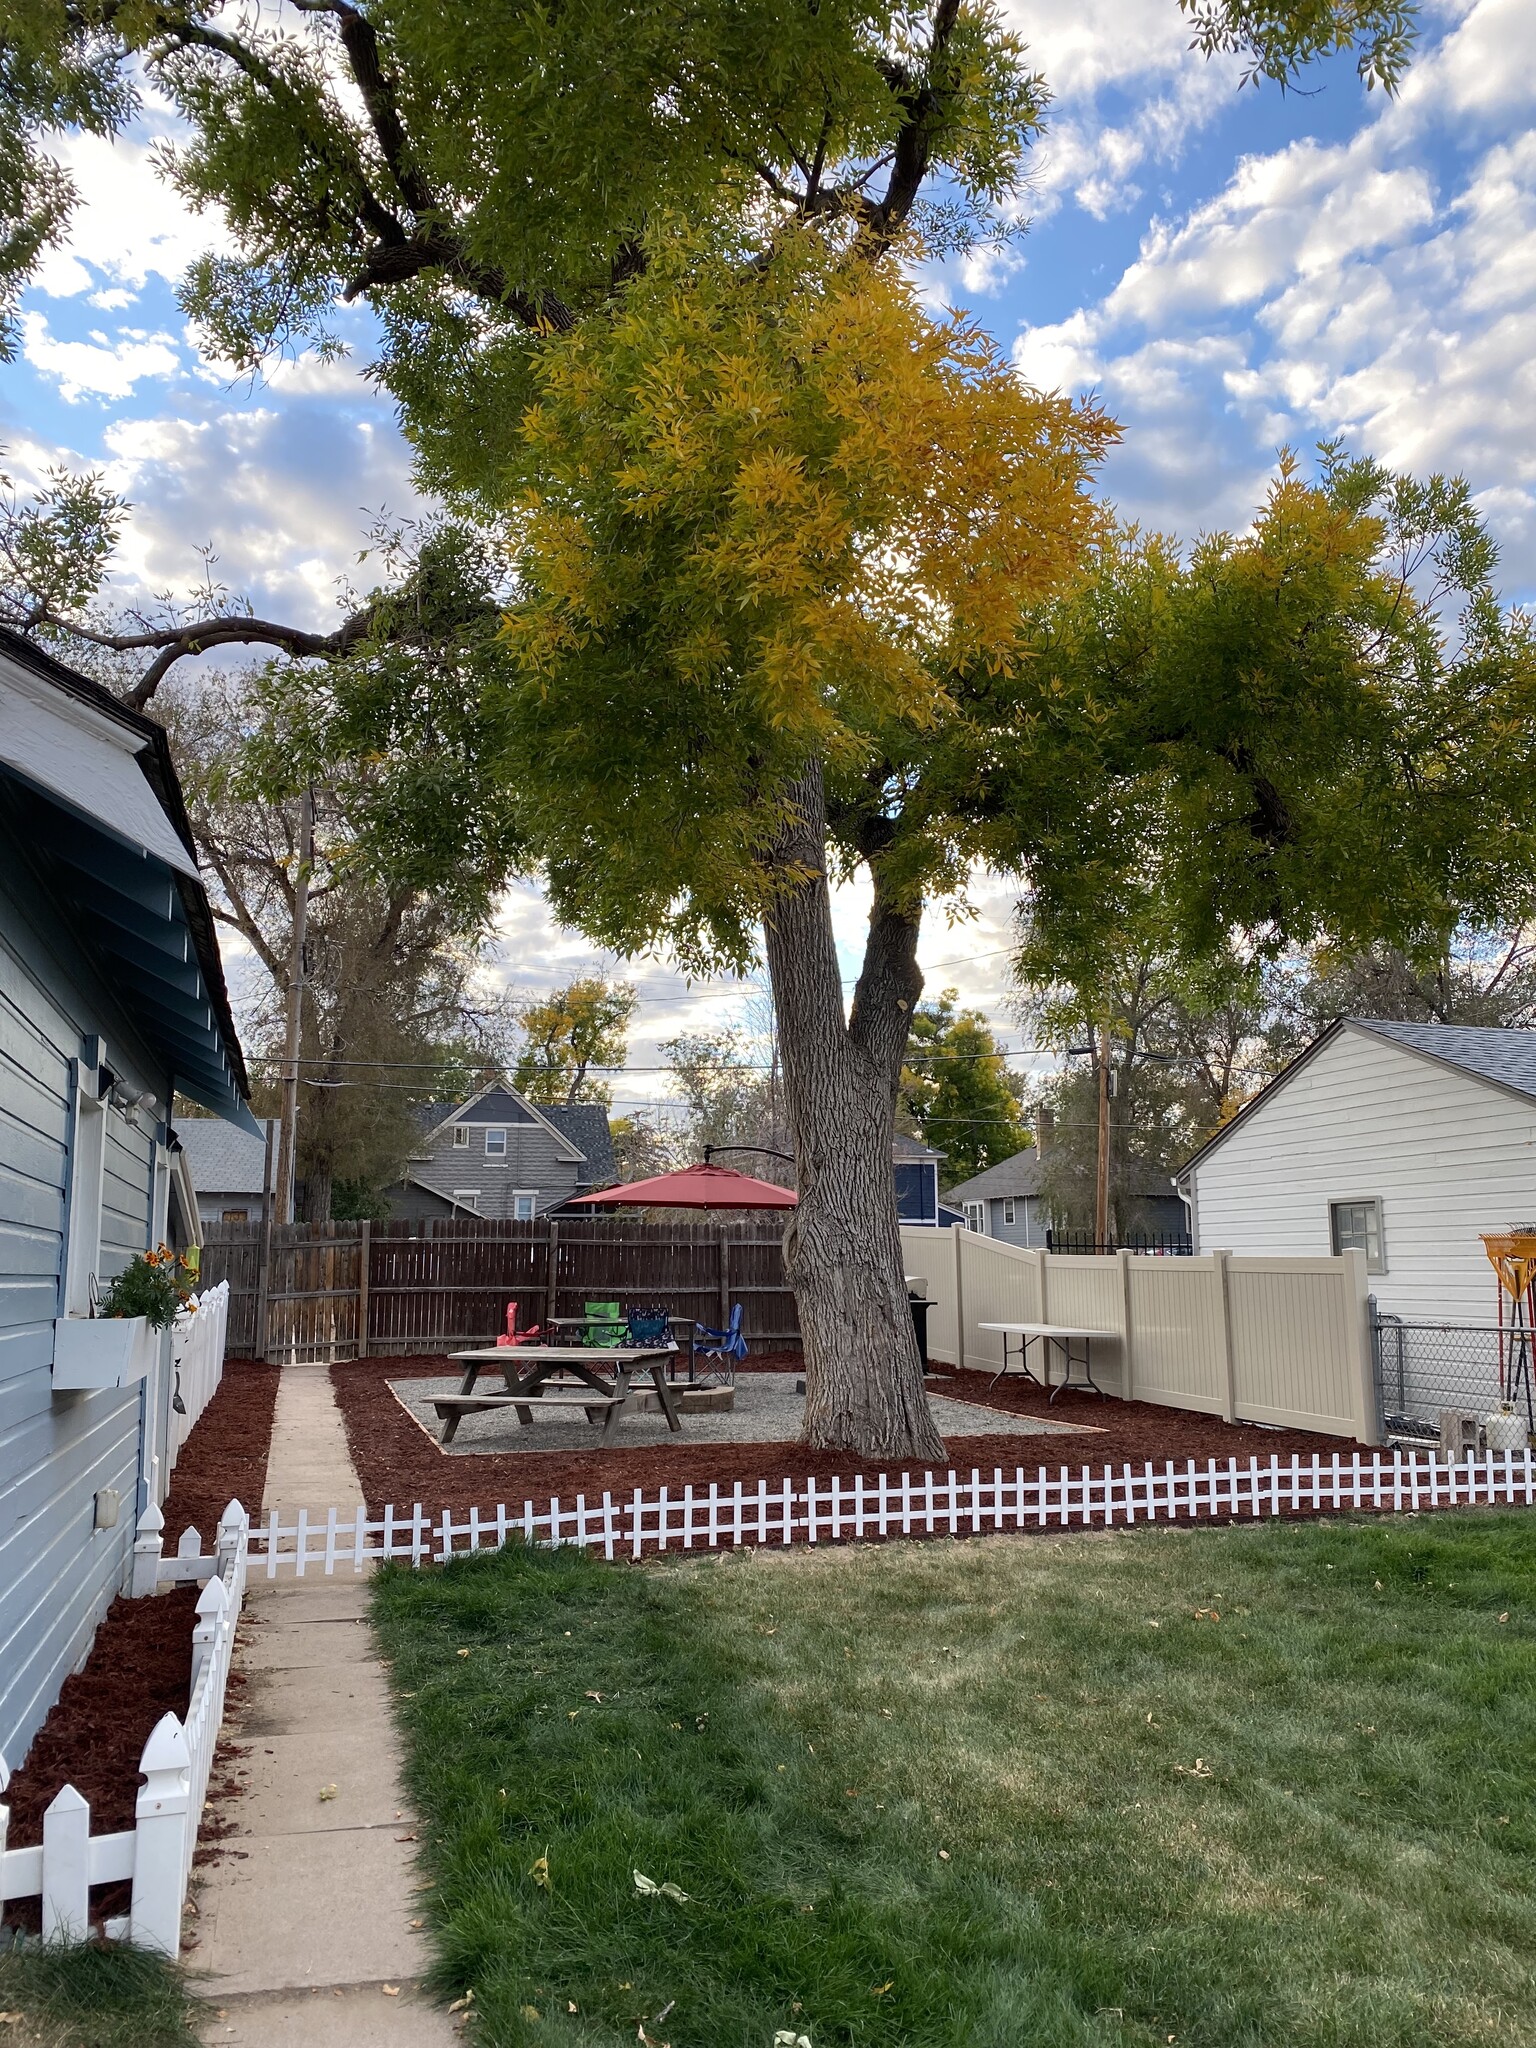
top-left (1002, 1197), bottom-right (1016, 1226)
top-left (484, 1127), bottom-right (507, 1157)
top-left (221, 1208), bottom-right (249, 1223)
top-left (452, 1125), bottom-right (470, 1149)
top-left (1330, 1199), bottom-right (1385, 1273)
top-left (513, 1191), bottom-right (537, 1221)
top-left (452, 1189), bottom-right (480, 1213)
top-left (965, 1202), bottom-right (985, 1234)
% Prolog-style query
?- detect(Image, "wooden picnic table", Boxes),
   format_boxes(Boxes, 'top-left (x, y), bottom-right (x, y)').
top-left (976, 1322), bottom-right (1120, 1403)
top-left (435, 1344), bottom-right (682, 1445)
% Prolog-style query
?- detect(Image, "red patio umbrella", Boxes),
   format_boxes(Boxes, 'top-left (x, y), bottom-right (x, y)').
top-left (568, 1162), bottom-right (796, 1209)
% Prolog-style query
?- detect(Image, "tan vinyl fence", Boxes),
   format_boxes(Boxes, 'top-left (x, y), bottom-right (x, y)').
top-left (903, 1225), bottom-right (1379, 1444)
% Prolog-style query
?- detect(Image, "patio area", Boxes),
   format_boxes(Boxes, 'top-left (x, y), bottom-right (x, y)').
top-left (388, 1367), bottom-right (1089, 1456)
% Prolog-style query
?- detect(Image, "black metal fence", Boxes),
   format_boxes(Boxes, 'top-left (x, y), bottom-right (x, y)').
top-left (1045, 1232), bottom-right (1193, 1257)
top-left (1372, 1313), bottom-right (1535, 1440)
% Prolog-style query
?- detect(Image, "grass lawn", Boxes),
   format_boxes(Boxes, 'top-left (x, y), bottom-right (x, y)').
top-left (373, 1512), bottom-right (1536, 2048)
top-left (0, 1941), bottom-right (204, 2048)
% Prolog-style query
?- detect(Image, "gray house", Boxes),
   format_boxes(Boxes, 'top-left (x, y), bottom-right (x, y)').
top-left (385, 1082), bottom-right (616, 1219)
top-left (0, 628), bottom-right (252, 1770)
top-left (945, 1147), bottom-right (1050, 1246)
top-left (176, 1115), bottom-right (274, 1225)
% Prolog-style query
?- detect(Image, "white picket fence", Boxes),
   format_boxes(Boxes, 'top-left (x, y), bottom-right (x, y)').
top-left (217, 1449), bottom-right (1536, 1575)
top-left (167, 1281), bottom-right (230, 1474)
top-left (0, 1501), bottom-right (248, 1956)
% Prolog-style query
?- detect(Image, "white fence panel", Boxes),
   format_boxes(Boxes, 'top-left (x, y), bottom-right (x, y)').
top-left (1126, 1256), bottom-right (1229, 1415)
top-left (0, 1499), bottom-right (248, 1958)
top-left (900, 1226), bottom-right (959, 1365)
top-left (235, 1449), bottom-right (1535, 1575)
top-left (167, 1282), bottom-right (230, 1474)
top-left (958, 1231), bottom-right (1043, 1372)
top-left (1227, 1253), bottom-right (1374, 1437)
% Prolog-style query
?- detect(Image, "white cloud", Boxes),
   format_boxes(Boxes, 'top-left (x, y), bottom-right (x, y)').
top-left (1010, 0), bottom-right (1536, 583)
top-left (31, 126), bottom-right (228, 306)
top-left (21, 311), bottom-right (183, 402)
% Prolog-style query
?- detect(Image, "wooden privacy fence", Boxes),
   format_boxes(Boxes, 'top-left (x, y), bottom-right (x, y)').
top-left (0, 1502), bottom-right (247, 1956)
top-left (905, 1224), bottom-right (1380, 1443)
top-left (200, 1216), bottom-right (800, 1363)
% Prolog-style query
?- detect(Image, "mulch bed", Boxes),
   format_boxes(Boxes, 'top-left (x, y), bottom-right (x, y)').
top-left (331, 1352), bottom-right (1380, 1520)
top-left (2, 1358), bottom-right (282, 1928)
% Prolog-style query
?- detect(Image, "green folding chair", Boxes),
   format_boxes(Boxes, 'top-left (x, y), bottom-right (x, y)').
top-left (584, 1299), bottom-right (626, 1347)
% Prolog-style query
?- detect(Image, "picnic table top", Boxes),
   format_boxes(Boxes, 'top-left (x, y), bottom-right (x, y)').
top-left (447, 1344), bottom-right (676, 1366)
top-left (976, 1321), bottom-right (1122, 1342)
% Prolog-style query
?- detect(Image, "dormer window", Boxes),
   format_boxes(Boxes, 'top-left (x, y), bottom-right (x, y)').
top-left (452, 1125), bottom-right (470, 1148)
top-left (485, 1127), bottom-right (508, 1157)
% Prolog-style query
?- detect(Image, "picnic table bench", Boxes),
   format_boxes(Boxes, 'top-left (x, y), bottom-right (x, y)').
top-left (976, 1322), bottom-right (1120, 1403)
top-left (437, 1344), bottom-right (681, 1445)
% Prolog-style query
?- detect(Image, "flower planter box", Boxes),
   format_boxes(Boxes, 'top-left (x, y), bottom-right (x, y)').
top-left (53, 1314), bottom-right (159, 1390)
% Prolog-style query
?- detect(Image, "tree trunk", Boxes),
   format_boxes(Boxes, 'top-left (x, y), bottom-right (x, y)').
top-left (762, 764), bottom-right (946, 1461)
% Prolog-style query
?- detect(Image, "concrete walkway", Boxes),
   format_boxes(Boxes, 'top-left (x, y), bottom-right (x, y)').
top-left (195, 1365), bottom-right (457, 2044)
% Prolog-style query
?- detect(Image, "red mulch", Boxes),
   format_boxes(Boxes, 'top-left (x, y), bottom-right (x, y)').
top-left (2, 1358), bottom-right (281, 1928)
top-left (331, 1353), bottom-right (1379, 1519)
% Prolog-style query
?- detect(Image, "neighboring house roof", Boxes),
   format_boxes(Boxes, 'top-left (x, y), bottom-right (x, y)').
top-left (417, 1078), bottom-right (584, 1161)
top-left (1178, 1017), bottom-right (1536, 1179)
top-left (541, 1102), bottom-right (616, 1184)
top-left (943, 1147), bottom-right (1044, 1205)
top-left (176, 1117), bottom-right (274, 1197)
top-left (893, 1132), bottom-right (946, 1162)
top-left (0, 625), bottom-right (253, 1130)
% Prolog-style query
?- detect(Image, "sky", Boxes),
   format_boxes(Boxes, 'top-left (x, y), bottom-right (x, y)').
top-left (4, 0), bottom-right (1533, 1114)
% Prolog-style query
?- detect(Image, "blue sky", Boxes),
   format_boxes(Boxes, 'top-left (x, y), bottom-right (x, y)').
top-left (5, 0), bottom-right (1533, 1101)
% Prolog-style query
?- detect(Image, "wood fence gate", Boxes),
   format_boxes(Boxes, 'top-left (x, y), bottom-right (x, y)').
top-left (199, 1216), bottom-right (800, 1362)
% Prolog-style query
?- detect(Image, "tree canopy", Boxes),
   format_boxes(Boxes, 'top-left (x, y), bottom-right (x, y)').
top-left (900, 990), bottom-right (1027, 1182)
top-left (512, 977), bottom-right (637, 1108)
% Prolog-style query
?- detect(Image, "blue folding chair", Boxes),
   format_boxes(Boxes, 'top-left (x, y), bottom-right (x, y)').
top-left (693, 1302), bottom-right (746, 1387)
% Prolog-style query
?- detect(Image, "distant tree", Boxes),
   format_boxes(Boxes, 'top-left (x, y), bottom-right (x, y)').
top-left (901, 991), bottom-right (1027, 1183)
top-left (512, 977), bottom-right (637, 1108)
top-left (660, 1031), bottom-right (793, 1185)
top-left (608, 1112), bottom-right (675, 1183)
top-left (1268, 925), bottom-right (1536, 1049)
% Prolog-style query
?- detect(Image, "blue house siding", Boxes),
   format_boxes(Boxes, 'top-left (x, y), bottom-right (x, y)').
top-left (0, 850), bottom-right (165, 1772)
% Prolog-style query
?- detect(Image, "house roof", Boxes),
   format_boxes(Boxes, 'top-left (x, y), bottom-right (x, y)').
top-left (1179, 1017), bottom-right (1536, 1179)
top-left (176, 1117), bottom-right (274, 1197)
top-left (893, 1132), bottom-right (946, 1162)
top-left (0, 626), bottom-right (253, 1130)
top-left (541, 1102), bottom-right (615, 1184)
top-left (943, 1147), bottom-right (1043, 1205)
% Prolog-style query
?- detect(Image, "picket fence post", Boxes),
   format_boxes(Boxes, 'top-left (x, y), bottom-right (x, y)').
top-left (132, 1501), bottom-right (166, 1597)
top-left (42, 1784), bottom-right (90, 1943)
top-left (129, 1714), bottom-right (192, 1958)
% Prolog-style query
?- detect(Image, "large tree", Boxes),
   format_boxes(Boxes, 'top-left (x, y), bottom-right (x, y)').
top-left (901, 991), bottom-right (1027, 1183)
top-left (3, 0), bottom-right (1492, 1459)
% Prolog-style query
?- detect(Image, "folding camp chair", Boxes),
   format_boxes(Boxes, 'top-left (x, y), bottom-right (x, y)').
top-left (693, 1301), bottom-right (746, 1387)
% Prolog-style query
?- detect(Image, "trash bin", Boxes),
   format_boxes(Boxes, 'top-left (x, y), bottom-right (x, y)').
top-left (909, 1290), bottom-right (935, 1369)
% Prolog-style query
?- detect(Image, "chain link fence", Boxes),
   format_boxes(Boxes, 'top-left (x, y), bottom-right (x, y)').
top-left (1372, 1312), bottom-right (1536, 1440)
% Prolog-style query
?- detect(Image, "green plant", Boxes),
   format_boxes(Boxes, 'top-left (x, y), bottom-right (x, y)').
top-left (95, 1246), bottom-right (192, 1331)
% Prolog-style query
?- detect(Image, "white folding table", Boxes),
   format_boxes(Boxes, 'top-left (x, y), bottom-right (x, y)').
top-left (976, 1321), bottom-right (1119, 1402)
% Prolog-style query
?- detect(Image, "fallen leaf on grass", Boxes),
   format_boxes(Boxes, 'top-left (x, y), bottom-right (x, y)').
top-left (457, 1648), bottom-right (472, 1659)
top-left (318, 1784), bottom-right (338, 1801)
top-left (937, 1849), bottom-right (951, 1862)
top-left (410, 1918), bottom-right (425, 1930)
top-left (519, 2004), bottom-right (539, 2021)
top-left (870, 1981), bottom-right (894, 1997)
top-left (531, 1853), bottom-right (551, 1891)
top-left (634, 1869), bottom-right (689, 1902)
top-left (1174, 1759), bottom-right (1213, 1779)
top-left (449, 1991), bottom-right (476, 2013)
top-left (0, 2014), bottom-right (23, 2026)
top-left (585, 1690), bottom-right (605, 1702)
top-left (773, 2033), bottom-right (812, 2047)
top-left (1499, 1613), bottom-right (1509, 1623)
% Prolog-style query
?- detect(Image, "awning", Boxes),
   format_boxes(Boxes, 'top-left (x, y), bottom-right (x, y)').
top-left (0, 664), bottom-right (200, 878)
top-left (0, 631), bottom-right (255, 1135)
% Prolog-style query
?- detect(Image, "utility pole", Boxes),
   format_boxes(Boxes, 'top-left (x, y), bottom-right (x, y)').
top-left (273, 787), bottom-right (313, 1227)
top-left (1094, 1019), bottom-right (1112, 1249)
